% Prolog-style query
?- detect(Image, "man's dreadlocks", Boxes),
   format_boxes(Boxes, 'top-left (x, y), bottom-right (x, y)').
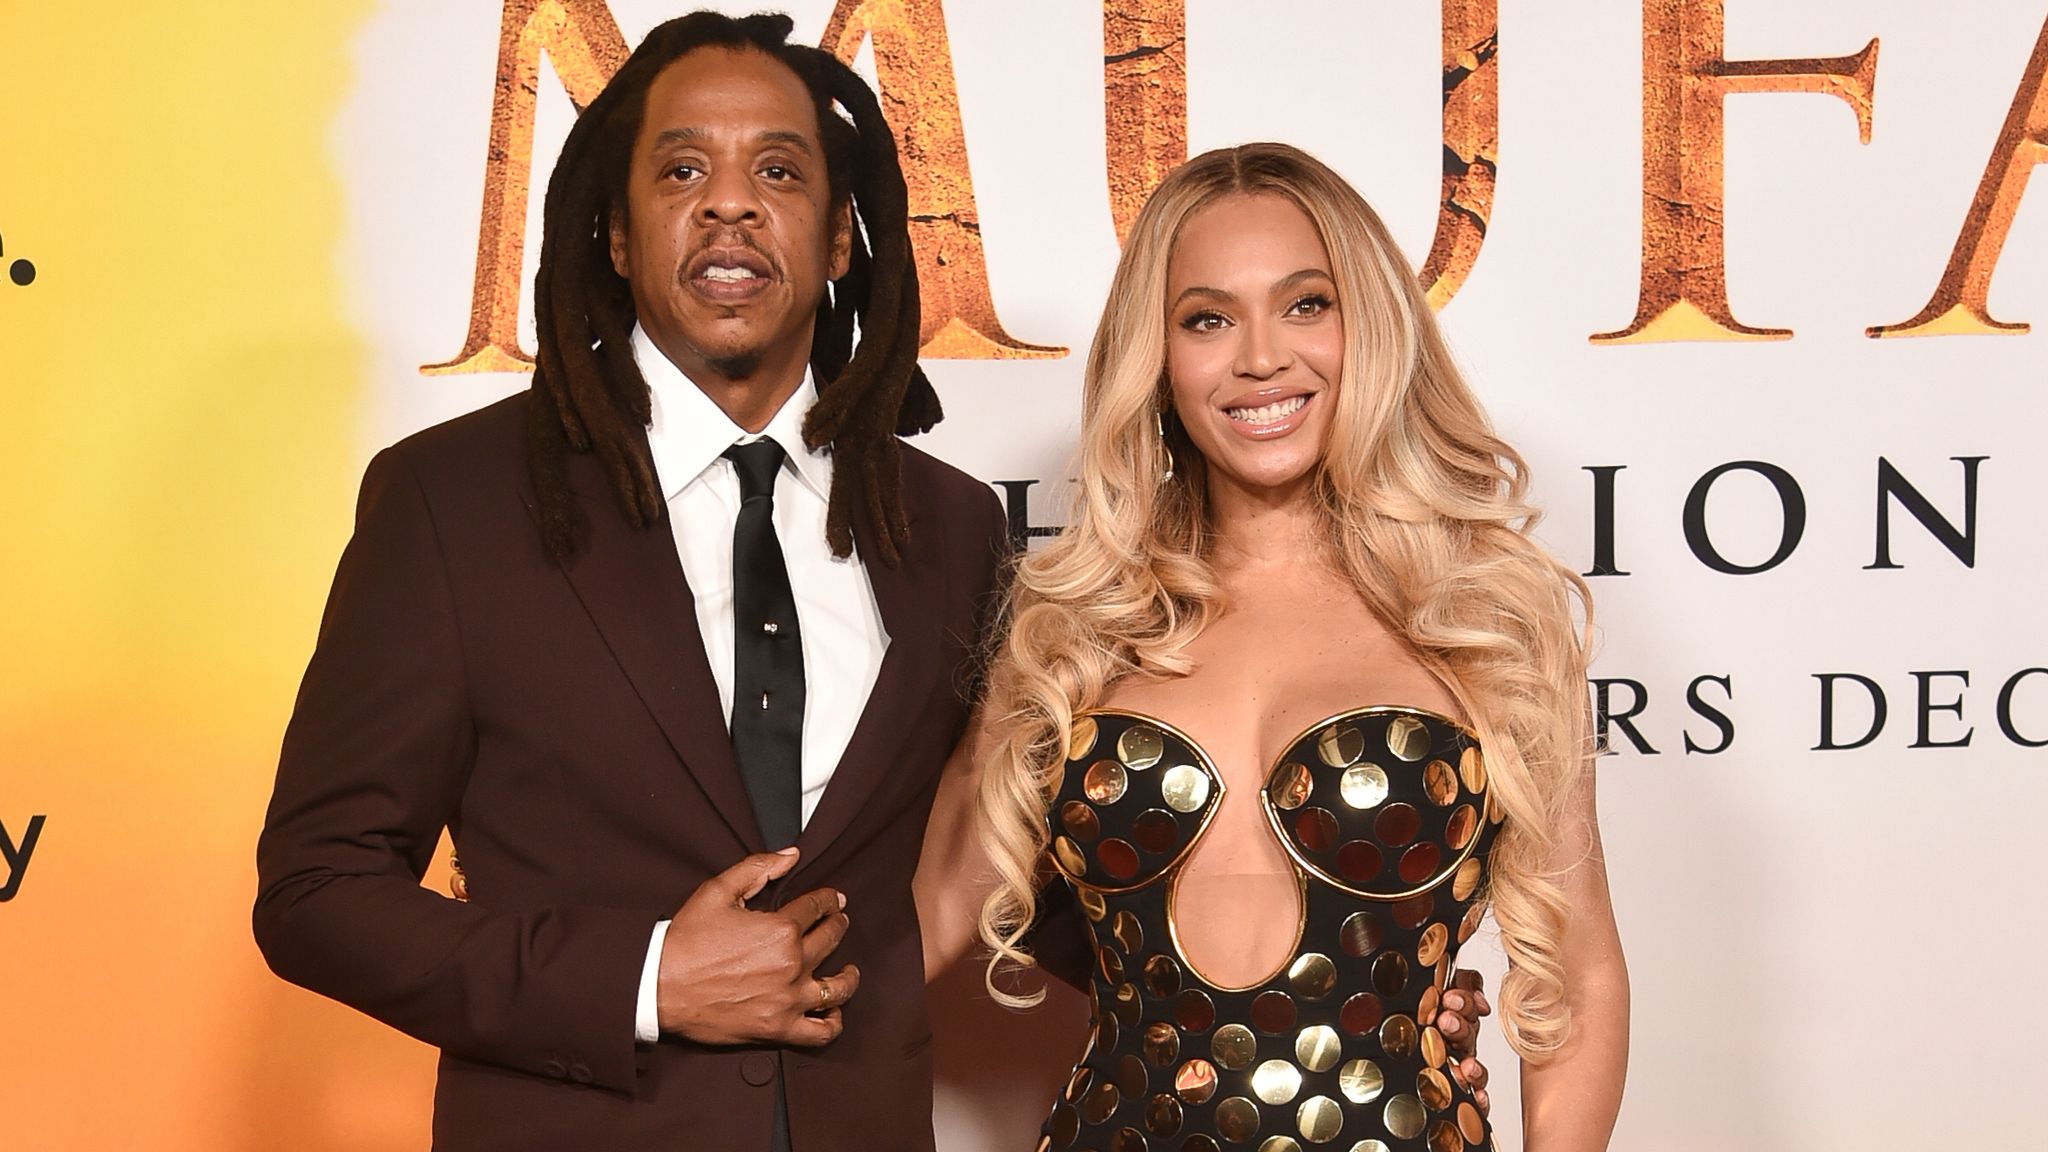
top-left (526, 10), bottom-right (940, 564)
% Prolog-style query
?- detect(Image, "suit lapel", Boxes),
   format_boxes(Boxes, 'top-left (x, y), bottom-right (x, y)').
top-left (794, 498), bottom-right (944, 863)
top-left (546, 460), bottom-right (766, 855)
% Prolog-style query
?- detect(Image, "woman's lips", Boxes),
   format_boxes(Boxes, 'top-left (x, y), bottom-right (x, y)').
top-left (1220, 392), bottom-right (1314, 439)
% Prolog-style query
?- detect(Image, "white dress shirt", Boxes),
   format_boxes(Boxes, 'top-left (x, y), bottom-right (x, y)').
top-left (628, 324), bottom-right (889, 1042)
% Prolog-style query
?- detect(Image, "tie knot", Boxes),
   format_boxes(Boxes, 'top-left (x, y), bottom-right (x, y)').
top-left (722, 439), bottom-right (786, 502)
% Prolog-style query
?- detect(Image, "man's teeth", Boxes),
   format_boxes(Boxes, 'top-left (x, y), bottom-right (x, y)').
top-left (1226, 395), bottom-right (1308, 425)
top-left (702, 265), bottom-right (758, 282)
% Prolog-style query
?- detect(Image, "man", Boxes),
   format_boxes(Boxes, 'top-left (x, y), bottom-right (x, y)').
top-left (255, 11), bottom-right (1492, 1150)
top-left (257, 13), bottom-right (996, 1149)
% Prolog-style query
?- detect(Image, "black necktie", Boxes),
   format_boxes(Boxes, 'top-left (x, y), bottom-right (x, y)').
top-left (723, 440), bottom-right (805, 851)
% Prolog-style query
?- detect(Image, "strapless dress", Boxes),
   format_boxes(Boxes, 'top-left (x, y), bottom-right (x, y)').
top-left (1035, 706), bottom-right (1500, 1152)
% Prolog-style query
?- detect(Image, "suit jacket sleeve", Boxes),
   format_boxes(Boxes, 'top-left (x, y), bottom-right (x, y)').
top-left (253, 446), bottom-right (653, 1094)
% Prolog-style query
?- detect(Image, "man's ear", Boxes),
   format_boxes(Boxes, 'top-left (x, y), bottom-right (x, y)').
top-left (608, 204), bottom-right (631, 279)
top-left (829, 198), bottom-right (853, 281)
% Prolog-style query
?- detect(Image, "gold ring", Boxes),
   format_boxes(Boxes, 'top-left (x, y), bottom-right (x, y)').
top-left (816, 979), bottom-right (830, 1012)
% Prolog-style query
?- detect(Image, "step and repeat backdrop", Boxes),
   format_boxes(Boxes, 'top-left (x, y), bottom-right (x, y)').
top-left (5, 1), bottom-right (2046, 1148)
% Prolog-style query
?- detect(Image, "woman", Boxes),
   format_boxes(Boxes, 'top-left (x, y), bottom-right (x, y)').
top-left (919, 142), bottom-right (1627, 1151)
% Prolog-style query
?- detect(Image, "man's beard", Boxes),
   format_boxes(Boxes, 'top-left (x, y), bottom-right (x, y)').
top-left (704, 348), bottom-right (765, 379)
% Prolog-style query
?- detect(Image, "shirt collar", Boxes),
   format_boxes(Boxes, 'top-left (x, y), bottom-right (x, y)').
top-left (634, 323), bottom-right (832, 505)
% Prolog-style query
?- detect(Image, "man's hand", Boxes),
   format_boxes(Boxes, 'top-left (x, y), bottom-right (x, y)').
top-left (1439, 968), bottom-right (1494, 1116)
top-left (655, 849), bottom-right (860, 1046)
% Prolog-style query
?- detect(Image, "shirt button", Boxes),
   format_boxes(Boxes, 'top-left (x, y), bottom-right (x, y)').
top-left (569, 1063), bottom-right (593, 1085)
top-left (543, 1057), bottom-right (568, 1079)
top-left (740, 1052), bottom-right (777, 1086)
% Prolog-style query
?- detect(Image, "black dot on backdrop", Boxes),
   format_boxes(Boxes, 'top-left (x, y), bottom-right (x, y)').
top-left (8, 259), bottom-right (33, 286)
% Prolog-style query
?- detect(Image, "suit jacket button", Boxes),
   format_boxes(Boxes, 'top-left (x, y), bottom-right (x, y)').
top-left (569, 1063), bottom-right (593, 1085)
top-left (543, 1058), bottom-right (568, 1079)
top-left (740, 1052), bottom-right (777, 1086)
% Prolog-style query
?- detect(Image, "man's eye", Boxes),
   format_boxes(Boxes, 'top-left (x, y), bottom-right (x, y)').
top-left (761, 165), bottom-right (794, 180)
top-left (667, 163), bottom-right (701, 181)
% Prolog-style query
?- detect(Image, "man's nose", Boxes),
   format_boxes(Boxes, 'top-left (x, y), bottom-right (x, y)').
top-left (699, 164), bottom-right (763, 225)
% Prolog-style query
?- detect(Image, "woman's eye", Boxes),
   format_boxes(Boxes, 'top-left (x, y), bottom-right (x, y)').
top-left (1288, 293), bottom-right (1333, 317)
top-left (1180, 311), bottom-right (1227, 332)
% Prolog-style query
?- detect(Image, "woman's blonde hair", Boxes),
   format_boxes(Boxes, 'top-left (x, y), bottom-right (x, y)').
top-left (976, 142), bottom-right (1594, 1060)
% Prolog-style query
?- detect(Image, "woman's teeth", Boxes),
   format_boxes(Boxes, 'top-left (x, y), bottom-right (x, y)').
top-left (1226, 395), bottom-right (1308, 425)
top-left (702, 265), bottom-right (759, 282)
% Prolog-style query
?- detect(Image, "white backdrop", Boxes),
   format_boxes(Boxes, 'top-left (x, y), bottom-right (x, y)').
top-left (338, 3), bottom-right (2048, 1148)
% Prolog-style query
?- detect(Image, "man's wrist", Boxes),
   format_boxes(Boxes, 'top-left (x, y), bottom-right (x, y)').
top-left (634, 920), bottom-right (669, 1044)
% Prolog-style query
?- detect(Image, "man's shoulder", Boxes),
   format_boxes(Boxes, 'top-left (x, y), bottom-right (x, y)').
top-left (897, 439), bottom-right (1000, 522)
top-left (379, 390), bottom-right (531, 490)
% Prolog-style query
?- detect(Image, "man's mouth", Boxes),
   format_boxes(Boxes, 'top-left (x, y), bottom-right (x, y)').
top-left (1225, 395), bottom-right (1309, 426)
top-left (700, 264), bottom-right (761, 284)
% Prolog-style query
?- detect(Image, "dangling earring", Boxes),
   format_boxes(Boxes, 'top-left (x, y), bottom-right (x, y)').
top-left (1155, 410), bottom-right (1177, 484)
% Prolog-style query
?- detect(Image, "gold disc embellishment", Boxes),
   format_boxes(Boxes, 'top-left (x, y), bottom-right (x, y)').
top-left (1318, 723), bottom-right (1366, 768)
top-left (1339, 763), bottom-right (1390, 810)
top-left (1175, 1058), bottom-right (1218, 1104)
top-left (1054, 836), bottom-right (1088, 877)
top-left (1351, 1143), bottom-right (1392, 1152)
top-left (1143, 1021), bottom-right (1180, 1066)
top-left (1452, 858), bottom-right (1483, 901)
top-left (1081, 1078), bottom-right (1121, 1125)
top-left (1119, 1053), bottom-right (1150, 1097)
top-left (1211, 1023), bottom-right (1257, 1070)
top-left (1379, 1014), bottom-right (1418, 1058)
top-left (1338, 1058), bottom-right (1385, 1104)
top-left (1384, 1093), bottom-right (1427, 1140)
top-left (1069, 715), bottom-right (1100, 762)
top-left (1115, 982), bottom-right (1142, 1026)
top-left (1422, 759), bottom-right (1459, 807)
top-left (1385, 715), bottom-right (1431, 762)
top-left (1420, 1027), bottom-right (1448, 1072)
top-left (1214, 1097), bottom-right (1261, 1143)
top-left (1417, 923), bottom-right (1449, 967)
top-left (1295, 1025), bottom-right (1342, 1073)
top-left (1445, 805), bottom-right (1478, 852)
top-left (1429, 1119), bottom-right (1463, 1152)
top-left (1176, 988), bottom-right (1215, 1033)
top-left (1144, 954), bottom-right (1183, 998)
top-left (1339, 910), bottom-right (1384, 957)
top-left (1457, 1101), bottom-right (1486, 1143)
top-left (1271, 762), bottom-right (1314, 810)
top-left (1132, 808), bottom-right (1178, 853)
top-left (1147, 1092), bottom-right (1184, 1137)
top-left (1112, 1127), bottom-right (1149, 1152)
top-left (1258, 1138), bottom-right (1303, 1152)
top-left (1076, 885), bottom-right (1107, 921)
top-left (1288, 953), bottom-right (1337, 1001)
top-left (1161, 764), bottom-right (1211, 813)
top-left (1062, 800), bottom-right (1101, 842)
top-left (1458, 745), bottom-right (1486, 794)
top-left (1417, 1067), bottom-right (1453, 1111)
top-left (1113, 911), bottom-right (1144, 954)
top-left (1372, 951), bottom-right (1409, 997)
top-left (1085, 760), bottom-right (1130, 804)
top-left (1251, 1059), bottom-right (1302, 1105)
top-left (1296, 1096), bottom-right (1343, 1144)
top-left (1118, 724), bottom-right (1166, 769)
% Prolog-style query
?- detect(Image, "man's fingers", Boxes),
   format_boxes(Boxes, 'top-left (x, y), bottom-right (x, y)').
top-left (1451, 968), bottom-right (1485, 994)
top-left (1466, 1058), bottom-right (1490, 1090)
top-left (812, 964), bottom-right (860, 1011)
top-left (801, 911), bottom-right (851, 969)
top-left (700, 849), bottom-right (801, 906)
top-left (782, 886), bottom-right (845, 932)
top-left (1471, 990), bottom-right (1492, 1018)
top-left (784, 1008), bottom-right (844, 1047)
top-left (1475, 1087), bottom-right (1490, 1117)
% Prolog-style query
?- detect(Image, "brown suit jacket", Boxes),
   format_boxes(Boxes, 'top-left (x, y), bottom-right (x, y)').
top-left (254, 392), bottom-right (1009, 1151)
